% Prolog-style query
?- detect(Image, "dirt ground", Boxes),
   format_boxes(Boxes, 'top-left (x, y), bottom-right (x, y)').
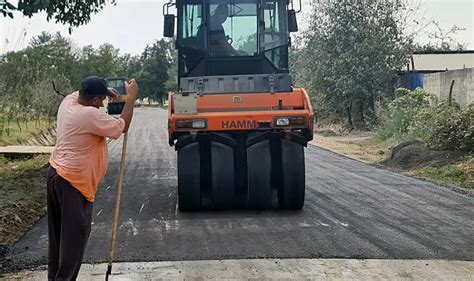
top-left (311, 133), bottom-right (387, 164)
top-left (382, 140), bottom-right (466, 169)
top-left (0, 156), bottom-right (49, 246)
top-left (311, 133), bottom-right (473, 192)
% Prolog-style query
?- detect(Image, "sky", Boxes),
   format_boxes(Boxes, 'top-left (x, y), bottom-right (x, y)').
top-left (0, 0), bottom-right (473, 55)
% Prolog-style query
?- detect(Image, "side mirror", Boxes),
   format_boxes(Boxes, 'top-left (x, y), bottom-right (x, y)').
top-left (288, 10), bottom-right (298, 33)
top-left (164, 14), bottom-right (175, 37)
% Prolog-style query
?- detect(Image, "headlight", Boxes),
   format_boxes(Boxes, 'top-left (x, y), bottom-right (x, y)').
top-left (176, 119), bottom-right (207, 129)
top-left (192, 120), bottom-right (206, 129)
top-left (275, 117), bottom-right (305, 127)
top-left (276, 118), bottom-right (290, 126)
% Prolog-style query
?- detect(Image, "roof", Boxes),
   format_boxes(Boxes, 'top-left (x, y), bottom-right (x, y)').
top-left (403, 52), bottom-right (474, 72)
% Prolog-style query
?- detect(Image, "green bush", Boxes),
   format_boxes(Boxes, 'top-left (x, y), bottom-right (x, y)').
top-left (377, 88), bottom-right (434, 140)
top-left (426, 104), bottom-right (473, 151)
top-left (377, 88), bottom-right (473, 152)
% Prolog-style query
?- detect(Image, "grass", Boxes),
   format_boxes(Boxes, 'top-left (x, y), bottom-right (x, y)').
top-left (329, 134), bottom-right (473, 191)
top-left (0, 154), bottom-right (50, 181)
top-left (0, 118), bottom-right (55, 146)
top-left (413, 157), bottom-right (473, 189)
top-left (354, 135), bottom-right (409, 151)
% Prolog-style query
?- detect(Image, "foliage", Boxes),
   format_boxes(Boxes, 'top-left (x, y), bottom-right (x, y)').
top-left (0, 154), bottom-right (49, 182)
top-left (292, 0), bottom-right (413, 129)
top-left (132, 39), bottom-right (177, 103)
top-left (426, 104), bottom-right (473, 151)
top-left (416, 161), bottom-right (472, 188)
top-left (0, 31), bottom-right (177, 144)
top-left (377, 88), bottom-right (435, 140)
top-left (377, 88), bottom-right (473, 152)
top-left (2, 1), bottom-right (116, 31)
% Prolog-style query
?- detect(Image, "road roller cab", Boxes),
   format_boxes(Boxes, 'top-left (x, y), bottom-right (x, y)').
top-left (164, 0), bottom-right (312, 211)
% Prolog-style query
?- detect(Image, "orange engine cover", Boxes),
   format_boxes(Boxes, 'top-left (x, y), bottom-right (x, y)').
top-left (168, 87), bottom-right (314, 145)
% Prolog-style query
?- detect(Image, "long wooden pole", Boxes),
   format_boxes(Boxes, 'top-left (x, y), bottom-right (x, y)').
top-left (106, 132), bottom-right (128, 280)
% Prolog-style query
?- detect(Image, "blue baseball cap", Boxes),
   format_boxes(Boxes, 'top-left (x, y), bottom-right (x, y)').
top-left (80, 76), bottom-right (114, 97)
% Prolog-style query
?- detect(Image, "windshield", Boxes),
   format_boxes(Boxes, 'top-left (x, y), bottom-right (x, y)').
top-left (262, 0), bottom-right (288, 51)
top-left (208, 1), bottom-right (258, 57)
top-left (178, 0), bottom-right (288, 57)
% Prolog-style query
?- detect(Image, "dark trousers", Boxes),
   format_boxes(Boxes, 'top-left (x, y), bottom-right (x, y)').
top-left (47, 166), bottom-right (93, 281)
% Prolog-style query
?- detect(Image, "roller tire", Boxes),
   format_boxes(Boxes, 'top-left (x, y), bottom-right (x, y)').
top-left (247, 140), bottom-right (272, 209)
top-left (211, 142), bottom-right (235, 209)
top-left (280, 140), bottom-right (305, 210)
top-left (177, 142), bottom-right (201, 211)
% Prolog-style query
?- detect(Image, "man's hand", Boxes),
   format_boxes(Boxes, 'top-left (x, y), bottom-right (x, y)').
top-left (108, 88), bottom-right (121, 101)
top-left (125, 79), bottom-right (138, 100)
top-left (121, 79), bottom-right (138, 133)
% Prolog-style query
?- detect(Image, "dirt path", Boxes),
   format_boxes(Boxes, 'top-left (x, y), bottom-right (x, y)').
top-left (310, 133), bottom-right (386, 164)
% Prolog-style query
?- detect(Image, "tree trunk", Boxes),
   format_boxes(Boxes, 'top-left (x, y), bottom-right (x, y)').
top-left (16, 118), bottom-right (22, 133)
top-left (354, 100), bottom-right (366, 130)
top-left (7, 119), bottom-right (10, 136)
top-left (368, 94), bottom-right (376, 124)
top-left (346, 104), bottom-right (353, 130)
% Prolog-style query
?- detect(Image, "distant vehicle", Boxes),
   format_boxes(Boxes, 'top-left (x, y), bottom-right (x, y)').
top-left (106, 77), bottom-right (128, 115)
top-left (163, 100), bottom-right (169, 108)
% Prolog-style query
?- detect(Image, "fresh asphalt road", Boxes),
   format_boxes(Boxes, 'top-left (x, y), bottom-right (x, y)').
top-left (3, 108), bottom-right (473, 271)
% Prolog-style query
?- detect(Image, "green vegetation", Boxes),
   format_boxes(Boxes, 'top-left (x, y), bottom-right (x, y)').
top-left (0, 154), bottom-right (49, 181)
top-left (0, 118), bottom-right (53, 146)
top-left (377, 88), bottom-right (473, 152)
top-left (414, 157), bottom-right (473, 189)
top-left (1, 1), bottom-right (115, 31)
top-left (0, 31), bottom-right (176, 146)
top-left (291, 1), bottom-right (412, 129)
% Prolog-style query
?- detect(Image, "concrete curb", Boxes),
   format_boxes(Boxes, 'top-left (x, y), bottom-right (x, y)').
top-left (4, 258), bottom-right (474, 280)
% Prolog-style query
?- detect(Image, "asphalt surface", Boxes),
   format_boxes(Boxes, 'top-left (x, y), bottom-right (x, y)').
top-left (2, 108), bottom-right (473, 272)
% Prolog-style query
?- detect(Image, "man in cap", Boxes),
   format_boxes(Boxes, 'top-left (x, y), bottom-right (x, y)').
top-left (47, 76), bottom-right (138, 280)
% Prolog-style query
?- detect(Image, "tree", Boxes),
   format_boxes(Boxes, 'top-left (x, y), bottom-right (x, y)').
top-left (414, 22), bottom-right (468, 52)
top-left (295, 1), bottom-right (412, 129)
top-left (0, 32), bottom-right (75, 130)
top-left (77, 43), bottom-right (123, 82)
top-left (1, 1), bottom-right (116, 31)
top-left (135, 39), bottom-right (175, 103)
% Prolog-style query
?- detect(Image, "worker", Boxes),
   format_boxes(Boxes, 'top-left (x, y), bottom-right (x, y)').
top-left (208, 4), bottom-right (238, 56)
top-left (47, 76), bottom-right (138, 280)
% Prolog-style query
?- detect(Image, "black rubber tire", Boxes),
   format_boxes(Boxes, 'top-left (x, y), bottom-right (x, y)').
top-left (280, 140), bottom-right (305, 210)
top-left (211, 142), bottom-right (235, 209)
top-left (247, 140), bottom-right (272, 209)
top-left (177, 142), bottom-right (201, 211)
